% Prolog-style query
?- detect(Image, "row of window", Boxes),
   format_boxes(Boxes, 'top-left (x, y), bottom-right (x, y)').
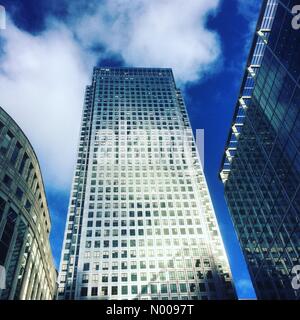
top-left (85, 201), bottom-right (198, 209)
top-left (95, 72), bottom-right (172, 77)
top-left (69, 209), bottom-right (203, 218)
top-left (67, 236), bottom-right (210, 246)
top-left (78, 281), bottom-right (215, 297)
top-left (79, 249), bottom-right (209, 260)
top-left (79, 260), bottom-right (211, 272)
top-left (86, 190), bottom-right (196, 197)
top-left (89, 126), bottom-right (187, 131)
top-left (82, 237), bottom-right (210, 249)
top-left (82, 227), bottom-right (203, 238)
top-left (83, 217), bottom-right (202, 225)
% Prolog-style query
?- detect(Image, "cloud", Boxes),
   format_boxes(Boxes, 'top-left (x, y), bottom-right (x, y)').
top-left (71, 0), bottom-right (221, 85)
top-left (0, 18), bottom-right (97, 189)
top-left (0, 0), bottom-right (222, 190)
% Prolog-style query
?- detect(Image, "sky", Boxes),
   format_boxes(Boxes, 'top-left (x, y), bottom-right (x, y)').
top-left (0, 0), bottom-right (262, 299)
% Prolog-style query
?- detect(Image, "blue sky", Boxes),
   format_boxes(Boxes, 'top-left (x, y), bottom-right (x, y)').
top-left (0, 0), bottom-right (262, 299)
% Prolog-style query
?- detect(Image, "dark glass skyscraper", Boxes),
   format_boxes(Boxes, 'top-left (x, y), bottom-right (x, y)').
top-left (220, 0), bottom-right (300, 299)
top-left (57, 67), bottom-right (236, 300)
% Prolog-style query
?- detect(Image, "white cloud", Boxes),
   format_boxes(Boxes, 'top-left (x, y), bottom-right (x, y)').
top-left (0, 19), bottom-right (97, 189)
top-left (73, 0), bottom-right (221, 85)
top-left (0, 0), bottom-right (222, 189)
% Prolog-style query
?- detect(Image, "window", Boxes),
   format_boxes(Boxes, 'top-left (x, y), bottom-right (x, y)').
top-left (80, 287), bottom-right (88, 297)
top-left (82, 274), bottom-right (89, 284)
top-left (83, 263), bottom-right (90, 271)
top-left (131, 273), bottom-right (137, 281)
top-left (91, 287), bottom-right (98, 296)
top-left (111, 286), bottom-right (118, 295)
top-left (131, 285), bottom-right (137, 295)
top-left (26, 163), bottom-right (33, 182)
top-left (141, 285), bottom-right (148, 294)
top-left (170, 284), bottom-right (177, 293)
top-left (161, 284), bottom-right (168, 294)
top-left (102, 262), bottom-right (109, 270)
top-left (112, 274), bottom-right (118, 282)
top-left (190, 283), bottom-right (196, 292)
top-left (0, 196), bottom-right (6, 223)
top-left (3, 175), bottom-right (12, 188)
top-left (86, 230), bottom-right (92, 237)
top-left (140, 273), bottom-right (147, 281)
top-left (95, 241), bottom-right (100, 248)
top-left (85, 241), bottom-right (91, 248)
top-left (10, 142), bottom-right (22, 165)
top-left (112, 262), bottom-right (118, 270)
top-left (84, 251), bottom-right (91, 259)
top-left (157, 272), bottom-right (165, 281)
top-left (25, 200), bottom-right (32, 212)
top-left (179, 283), bottom-right (187, 293)
top-left (122, 286), bottom-right (128, 295)
top-left (95, 230), bottom-right (101, 237)
top-left (151, 284), bottom-right (157, 294)
top-left (0, 209), bottom-right (17, 265)
top-left (101, 287), bottom-right (108, 296)
top-left (0, 131), bottom-right (13, 154)
top-left (178, 271), bottom-right (185, 280)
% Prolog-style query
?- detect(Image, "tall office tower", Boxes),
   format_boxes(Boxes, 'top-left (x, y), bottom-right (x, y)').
top-left (220, 0), bottom-right (300, 300)
top-left (0, 107), bottom-right (57, 300)
top-left (57, 67), bottom-right (236, 300)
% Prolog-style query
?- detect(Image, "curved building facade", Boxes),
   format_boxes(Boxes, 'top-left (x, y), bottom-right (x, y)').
top-left (0, 106), bottom-right (57, 300)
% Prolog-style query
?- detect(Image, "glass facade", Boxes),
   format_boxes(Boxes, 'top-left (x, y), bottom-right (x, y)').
top-left (220, 0), bottom-right (300, 299)
top-left (57, 67), bottom-right (236, 300)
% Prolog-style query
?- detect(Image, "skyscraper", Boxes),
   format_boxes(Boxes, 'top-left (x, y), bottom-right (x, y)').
top-left (0, 106), bottom-right (57, 300)
top-left (58, 67), bottom-right (236, 300)
top-left (220, 0), bottom-right (300, 299)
